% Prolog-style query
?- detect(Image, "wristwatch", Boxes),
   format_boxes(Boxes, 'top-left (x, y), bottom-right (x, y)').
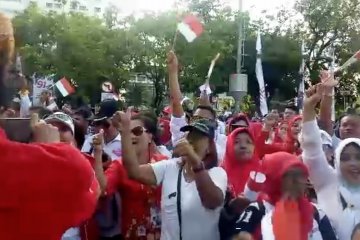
top-left (192, 162), bottom-right (205, 173)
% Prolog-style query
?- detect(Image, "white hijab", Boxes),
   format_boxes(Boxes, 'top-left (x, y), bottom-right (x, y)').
top-left (334, 138), bottom-right (360, 239)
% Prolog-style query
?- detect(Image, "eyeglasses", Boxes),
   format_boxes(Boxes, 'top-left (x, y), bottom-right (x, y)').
top-left (131, 126), bottom-right (148, 136)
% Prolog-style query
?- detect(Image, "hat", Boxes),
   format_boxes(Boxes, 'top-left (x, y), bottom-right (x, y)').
top-left (180, 119), bottom-right (215, 139)
top-left (74, 107), bottom-right (94, 121)
top-left (93, 100), bottom-right (118, 122)
top-left (44, 112), bottom-right (75, 135)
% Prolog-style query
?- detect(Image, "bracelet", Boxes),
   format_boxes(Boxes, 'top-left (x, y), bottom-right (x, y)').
top-left (192, 162), bottom-right (205, 173)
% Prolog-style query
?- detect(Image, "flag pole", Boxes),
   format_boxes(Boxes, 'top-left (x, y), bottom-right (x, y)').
top-left (171, 30), bottom-right (179, 50)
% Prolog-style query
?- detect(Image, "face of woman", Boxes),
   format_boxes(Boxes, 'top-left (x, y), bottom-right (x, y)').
top-left (291, 120), bottom-right (302, 139)
top-left (129, 119), bottom-right (152, 155)
top-left (340, 143), bottom-right (360, 185)
top-left (281, 167), bottom-right (307, 199)
top-left (233, 132), bottom-right (254, 161)
top-left (186, 131), bottom-right (210, 160)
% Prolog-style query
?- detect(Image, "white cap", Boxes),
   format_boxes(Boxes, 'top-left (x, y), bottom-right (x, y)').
top-left (44, 112), bottom-right (75, 135)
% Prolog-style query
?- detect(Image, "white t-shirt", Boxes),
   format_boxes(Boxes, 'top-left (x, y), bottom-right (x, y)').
top-left (151, 158), bottom-right (227, 240)
top-left (81, 133), bottom-right (122, 160)
top-left (170, 115), bottom-right (226, 162)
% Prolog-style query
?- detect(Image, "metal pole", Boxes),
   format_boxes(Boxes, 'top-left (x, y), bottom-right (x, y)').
top-left (236, 0), bottom-right (243, 74)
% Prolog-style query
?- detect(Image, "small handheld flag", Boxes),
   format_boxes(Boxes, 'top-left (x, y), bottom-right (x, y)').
top-left (199, 53), bottom-right (220, 95)
top-left (55, 77), bottom-right (76, 97)
top-left (177, 15), bottom-right (203, 43)
top-left (336, 50), bottom-right (360, 72)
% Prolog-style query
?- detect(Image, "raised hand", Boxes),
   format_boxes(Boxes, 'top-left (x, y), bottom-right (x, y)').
top-left (173, 139), bottom-right (201, 168)
top-left (263, 113), bottom-right (277, 131)
top-left (92, 129), bottom-right (104, 152)
top-left (167, 50), bottom-right (178, 74)
top-left (31, 113), bottom-right (60, 143)
top-left (112, 108), bottom-right (131, 132)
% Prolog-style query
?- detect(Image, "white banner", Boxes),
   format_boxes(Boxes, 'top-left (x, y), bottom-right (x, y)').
top-left (32, 75), bottom-right (54, 106)
top-left (256, 31), bottom-right (268, 116)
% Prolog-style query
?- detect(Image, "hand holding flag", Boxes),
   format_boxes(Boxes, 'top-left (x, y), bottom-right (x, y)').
top-left (55, 77), bottom-right (76, 97)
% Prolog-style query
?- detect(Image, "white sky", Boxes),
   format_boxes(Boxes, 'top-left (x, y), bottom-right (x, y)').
top-left (111, 0), bottom-right (296, 19)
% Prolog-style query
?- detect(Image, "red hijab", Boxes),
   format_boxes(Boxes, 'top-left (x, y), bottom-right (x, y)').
top-left (285, 116), bottom-right (302, 155)
top-left (222, 128), bottom-right (260, 196)
top-left (159, 118), bottom-right (171, 145)
top-left (260, 152), bottom-right (313, 240)
top-left (273, 121), bottom-right (288, 144)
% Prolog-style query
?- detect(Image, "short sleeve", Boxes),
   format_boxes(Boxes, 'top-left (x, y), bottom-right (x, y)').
top-left (170, 115), bottom-right (187, 146)
top-left (208, 167), bottom-right (228, 198)
top-left (105, 160), bottom-right (125, 195)
top-left (151, 159), bottom-right (175, 186)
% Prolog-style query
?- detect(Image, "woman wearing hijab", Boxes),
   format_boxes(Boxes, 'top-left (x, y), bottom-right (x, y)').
top-left (223, 128), bottom-right (260, 196)
top-left (256, 116), bottom-right (302, 157)
top-left (302, 83), bottom-right (360, 240)
top-left (94, 112), bottom-right (168, 240)
top-left (230, 152), bottom-right (337, 240)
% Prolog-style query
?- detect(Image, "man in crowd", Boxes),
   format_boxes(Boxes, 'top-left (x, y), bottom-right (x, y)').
top-left (0, 13), bottom-right (100, 240)
top-left (81, 99), bottom-right (121, 160)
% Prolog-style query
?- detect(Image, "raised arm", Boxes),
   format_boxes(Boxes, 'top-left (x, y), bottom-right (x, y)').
top-left (301, 84), bottom-right (336, 190)
top-left (167, 51), bottom-right (184, 118)
top-left (112, 110), bottom-right (157, 186)
top-left (318, 71), bottom-right (335, 135)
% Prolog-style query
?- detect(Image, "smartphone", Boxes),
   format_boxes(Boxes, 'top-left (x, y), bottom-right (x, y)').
top-left (0, 118), bottom-right (31, 143)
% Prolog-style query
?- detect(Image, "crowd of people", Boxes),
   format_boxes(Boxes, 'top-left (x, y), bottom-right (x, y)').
top-left (1, 13), bottom-right (360, 240)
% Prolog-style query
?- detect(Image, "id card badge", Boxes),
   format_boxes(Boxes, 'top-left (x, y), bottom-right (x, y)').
top-left (137, 225), bottom-right (146, 237)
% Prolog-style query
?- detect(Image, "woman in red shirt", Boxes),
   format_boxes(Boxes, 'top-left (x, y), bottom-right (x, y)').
top-left (94, 112), bottom-right (168, 240)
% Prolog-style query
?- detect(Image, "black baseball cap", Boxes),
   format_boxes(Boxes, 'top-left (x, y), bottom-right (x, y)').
top-left (93, 100), bottom-right (118, 122)
top-left (180, 119), bottom-right (215, 139)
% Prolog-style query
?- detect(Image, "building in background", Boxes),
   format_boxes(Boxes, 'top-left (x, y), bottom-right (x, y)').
top-left (0, 0), bottom-right (113, 17)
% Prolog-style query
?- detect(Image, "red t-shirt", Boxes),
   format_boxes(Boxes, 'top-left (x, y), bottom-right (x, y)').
top-left (105, 154), bottom-right (167, 240)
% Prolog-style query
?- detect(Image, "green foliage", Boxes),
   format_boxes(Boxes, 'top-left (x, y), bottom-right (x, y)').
top-left (12, 0), bottom-right (360, 112)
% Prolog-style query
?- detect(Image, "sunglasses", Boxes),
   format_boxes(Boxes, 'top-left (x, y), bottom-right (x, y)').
top-left (131, 126), bottom-right (148, 136)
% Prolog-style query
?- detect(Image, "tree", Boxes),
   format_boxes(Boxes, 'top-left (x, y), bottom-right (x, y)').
top-left (292, 0), bottom-right (360, 108)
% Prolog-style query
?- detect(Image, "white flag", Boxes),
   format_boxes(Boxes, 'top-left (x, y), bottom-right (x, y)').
top-left (255, 31), bottom-right (268, 116)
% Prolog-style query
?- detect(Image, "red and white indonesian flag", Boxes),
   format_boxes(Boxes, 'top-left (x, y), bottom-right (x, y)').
top-left (55, 77), bottom-right (75, 97)
top-left (177, 15), bottom-right (204, 43)
top-left (337, 50), bottom-right (360, 72)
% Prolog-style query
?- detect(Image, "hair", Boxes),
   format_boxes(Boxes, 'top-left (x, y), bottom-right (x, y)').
top-left (0, 64), bottom-right (9, 108)
top-left (351, 223), bottom-right (360, 239)
top-left (285, 103), bottom-right (299, 113)
top-left (196, 105), bottom-right (217, 120)
top-left (131, 112), bottom-right (160, 146)
top-left (29, 106), bottom-right (53, 119)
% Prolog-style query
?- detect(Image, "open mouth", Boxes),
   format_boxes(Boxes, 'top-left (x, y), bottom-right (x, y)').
top-left (349, 168), bottom-right (360, 179)
top-left (131, 139), bottom-right (138, 145)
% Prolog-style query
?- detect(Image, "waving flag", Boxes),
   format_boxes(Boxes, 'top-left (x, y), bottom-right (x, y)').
top-left (255, 31), bottom-right (268, 116)
top-left (337, 50), bottom-right (360, 72)
top-left (55, 77), bottom-right (75, 97)
top-left (177, 15), bottom-right (203, 43)
top-left (297, 41), bottom-right (306, 111)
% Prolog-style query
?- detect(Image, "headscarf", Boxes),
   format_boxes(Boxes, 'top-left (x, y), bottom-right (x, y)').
top-left (226, 113), bottom-right (250, 134)
top-left (260, 152), bottom-right (313, 240)
top-left (273, 121), bottom-right (288, 144)
top-left (222, 127), bottom-right (260, 196)
top-left (333, 138), bottom-right (360, 240)
top-left (286, 115), bottom-right (302, 155)
top-left (158, 118), bottom-right (171, 146)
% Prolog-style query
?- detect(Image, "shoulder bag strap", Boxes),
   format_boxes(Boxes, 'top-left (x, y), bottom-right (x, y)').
top-left (177, 166), bottom-right (183, 240)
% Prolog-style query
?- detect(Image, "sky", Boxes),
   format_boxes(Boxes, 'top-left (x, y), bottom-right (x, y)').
top-left (111, 0), bottom-right (296, 19)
